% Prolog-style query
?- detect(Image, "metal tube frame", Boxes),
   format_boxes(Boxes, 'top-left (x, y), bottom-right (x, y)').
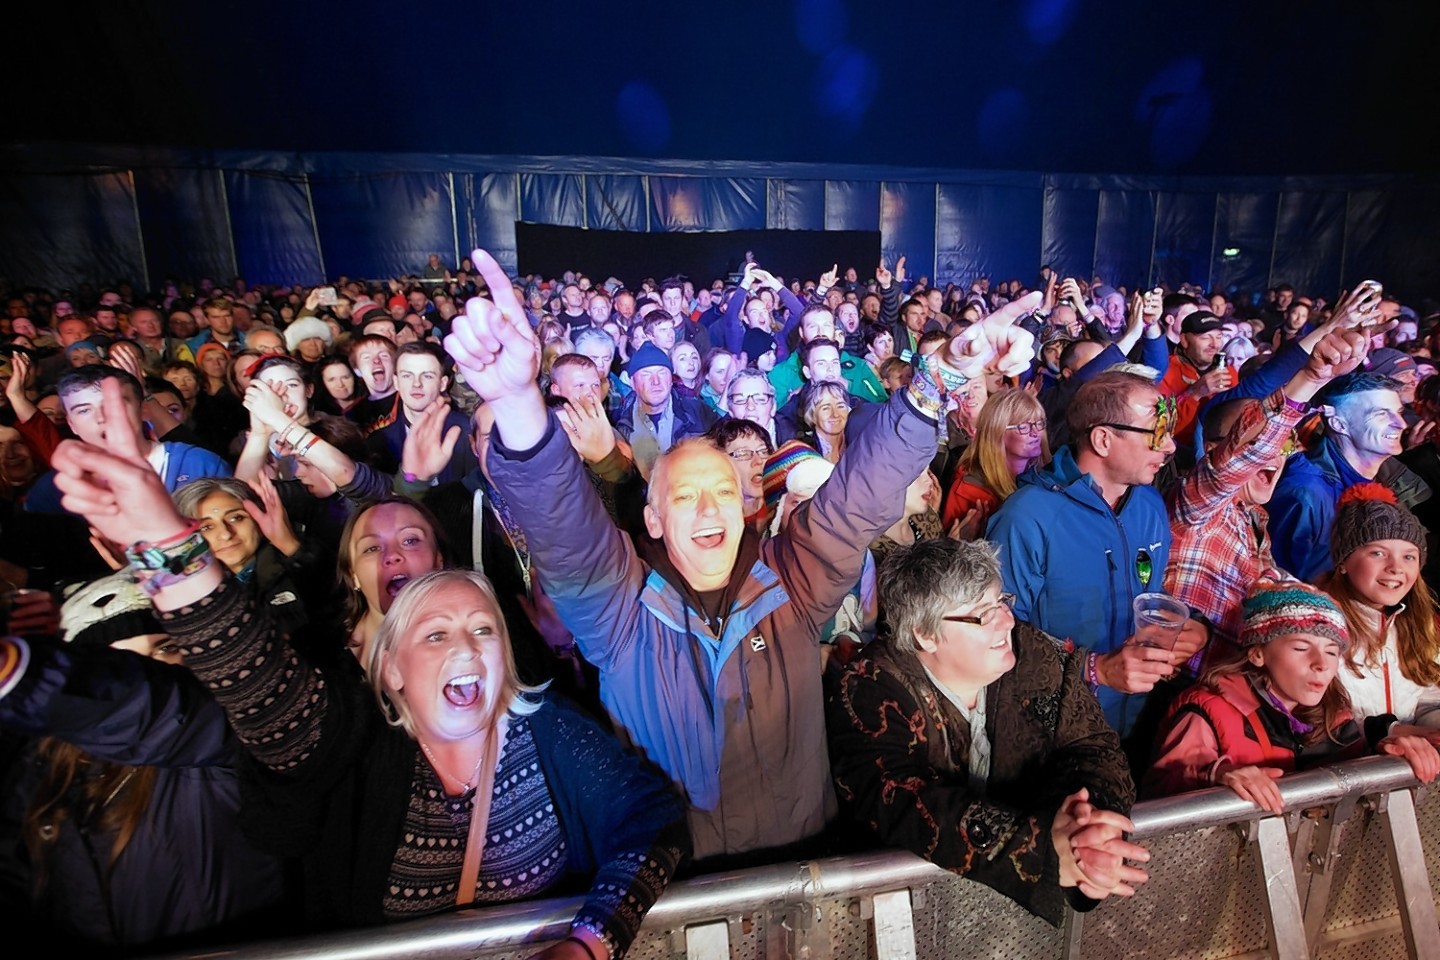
top-left (155, 756), bottom-right (1435, 960)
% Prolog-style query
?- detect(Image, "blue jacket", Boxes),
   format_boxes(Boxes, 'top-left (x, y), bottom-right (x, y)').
top-left (1267, 436), bottom-right (1369, 581)
top-left (986, 446), bottom-right (1171, 736)
top-left (612, 391), bottom-right (717, 447)
top-left (25, 440), bottom-right (232, 514)
top-left (488, 389), bottom-right (938, 859)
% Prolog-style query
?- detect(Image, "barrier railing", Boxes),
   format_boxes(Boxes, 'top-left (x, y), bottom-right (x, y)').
top-left (160, 756), bottom-right (1438, 960)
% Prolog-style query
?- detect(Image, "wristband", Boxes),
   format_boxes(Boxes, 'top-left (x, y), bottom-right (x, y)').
top-left (1085, 651), bottom-right (1101, 691)
top-left (1282, 395), bottom-right (1308, 414)
top-left (905, 353), bottom-right (970, 421)
top-left (125, 522), bottom-right (215, 596)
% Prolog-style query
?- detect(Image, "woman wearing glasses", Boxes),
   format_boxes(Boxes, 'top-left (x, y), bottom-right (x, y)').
top-left (942, 389), bottom-right (1051, 539)
top-left (825, 537), bottom-right (1145, 925)
top-left (704, 418), bottom-right (775, 528)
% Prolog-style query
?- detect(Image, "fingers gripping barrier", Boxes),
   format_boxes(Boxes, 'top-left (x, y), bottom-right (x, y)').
top-left (159, 757), bottom-right (1438, 960)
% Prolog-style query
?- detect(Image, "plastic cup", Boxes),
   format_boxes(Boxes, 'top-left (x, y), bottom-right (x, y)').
top-left (1132, 593), bottom-right (1189, 650)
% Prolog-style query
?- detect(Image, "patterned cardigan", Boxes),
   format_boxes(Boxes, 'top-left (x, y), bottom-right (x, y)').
top-left (824, 623), bottom-right (1135, 925)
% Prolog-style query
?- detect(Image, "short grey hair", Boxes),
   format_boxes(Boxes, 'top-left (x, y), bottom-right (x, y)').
top-left (173, 476), bottom-right (260, 517)
top-left (727, 369), bottom-right (775, 401)
top-left (572, 326), bottom-right (616, 355)
top-left (878, 538), bottom-right (1002, 654)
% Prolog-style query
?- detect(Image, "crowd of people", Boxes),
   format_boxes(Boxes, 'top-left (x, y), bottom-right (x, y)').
top-left (2, 248), bottom-right (1440, 955)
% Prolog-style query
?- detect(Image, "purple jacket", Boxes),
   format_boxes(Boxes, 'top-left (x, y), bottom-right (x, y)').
top-left (488, 389), bottom-right (939, 859)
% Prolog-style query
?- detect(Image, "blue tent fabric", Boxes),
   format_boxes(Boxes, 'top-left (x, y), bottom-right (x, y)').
top-left (0, 144), bottom-right (1434, 297)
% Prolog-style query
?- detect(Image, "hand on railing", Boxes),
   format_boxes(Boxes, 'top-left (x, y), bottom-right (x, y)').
top-left (1376, 734), bottom-right (1440, 784)
top-left (1054, 788), bottom-right (1150, 900)
top-left (1215, 763), bottom-right (1286, 815)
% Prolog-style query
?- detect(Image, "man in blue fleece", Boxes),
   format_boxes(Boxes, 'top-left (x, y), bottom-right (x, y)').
top-left (988, 370), bottom-right (1201, 741)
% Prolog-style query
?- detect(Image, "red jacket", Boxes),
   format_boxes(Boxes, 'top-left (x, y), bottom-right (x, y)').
top-left (1144, 672), bottom-right (1364, 799)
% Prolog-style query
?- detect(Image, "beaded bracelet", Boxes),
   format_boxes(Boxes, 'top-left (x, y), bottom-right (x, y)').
top-left (1085, 651), bottom-right (1101, 691)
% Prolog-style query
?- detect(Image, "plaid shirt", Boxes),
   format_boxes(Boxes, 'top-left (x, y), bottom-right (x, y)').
top-left (1164, 388), bottom-right (1302, 666)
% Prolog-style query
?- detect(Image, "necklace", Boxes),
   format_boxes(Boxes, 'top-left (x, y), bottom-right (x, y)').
top-left (418, 739), bottom-right (484, 793)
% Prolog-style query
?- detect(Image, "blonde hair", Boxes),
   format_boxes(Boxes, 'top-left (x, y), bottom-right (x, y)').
top-left (367, 570), bottom-right (546, 735)
top-left (957, 388), bottom-right (1051, 501)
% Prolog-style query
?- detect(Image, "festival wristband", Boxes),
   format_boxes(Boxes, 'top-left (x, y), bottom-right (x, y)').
top-left (905, 353), bottom-right (970, 419)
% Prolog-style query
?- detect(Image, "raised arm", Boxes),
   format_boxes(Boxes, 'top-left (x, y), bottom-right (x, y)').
top-left (771, 293), bottom-right (1040, 631)
top-left (447, 249), bottom-right (646, 671)
top-left (46, 379), bottom-right (331, 774)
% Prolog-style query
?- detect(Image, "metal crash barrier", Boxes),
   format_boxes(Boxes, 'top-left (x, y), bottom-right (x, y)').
top-left (164, 756), bottom-right (1438, 960)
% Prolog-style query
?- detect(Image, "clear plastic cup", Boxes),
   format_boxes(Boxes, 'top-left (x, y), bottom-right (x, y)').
top-left (1132, 593), bottom-right (1189, 650)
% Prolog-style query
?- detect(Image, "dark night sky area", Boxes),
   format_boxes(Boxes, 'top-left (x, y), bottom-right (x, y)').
top-left (5, 0), bottom-right (1438, 176)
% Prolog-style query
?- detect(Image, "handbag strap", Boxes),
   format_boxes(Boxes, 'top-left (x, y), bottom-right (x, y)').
top-left (455, 717), bottom-right (504, 906)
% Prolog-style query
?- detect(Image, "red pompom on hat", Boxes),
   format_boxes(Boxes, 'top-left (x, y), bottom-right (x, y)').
top-left (1337, 481), bottom-right (1397, 508)
top-left (1330, 482), bottom-right (1424, 567)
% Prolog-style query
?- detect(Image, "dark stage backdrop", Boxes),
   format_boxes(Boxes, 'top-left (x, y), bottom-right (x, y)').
top-left (515, 223), bottom-right (880, 290)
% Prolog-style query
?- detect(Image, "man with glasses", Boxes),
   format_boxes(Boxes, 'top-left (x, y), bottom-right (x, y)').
top-left (726, 370), bottom-right (778, 444)
top-left (826, 537), bottom-right (1145, 924)
top-left (987, 371), bottom-right (1185, 741)
top-left (1166, 328), bottom-right (1371, 668)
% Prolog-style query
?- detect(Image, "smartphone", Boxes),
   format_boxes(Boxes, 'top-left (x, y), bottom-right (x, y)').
top-left (317, 286), bottom-right (337, 306)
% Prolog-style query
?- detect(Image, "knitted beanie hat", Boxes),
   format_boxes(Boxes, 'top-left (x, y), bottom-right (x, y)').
top-left (1240, 579), bottom-right (1349, 650)
top-left (60, 572), bottom-right (164, 650)
top-left (741, 328), bottom-right (776, 362)
top-left (1330, 482), bottom-right (1427, 567)
top-left (625, 342), bottom-right (673, 377)
top-left (761, 440), bottom-right (830, 512)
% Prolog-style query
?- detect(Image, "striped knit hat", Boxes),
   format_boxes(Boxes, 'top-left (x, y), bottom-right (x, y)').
top-left (1240, 580), bottom-right (1349, 650)
top-left (761, 440), bottom-right (830, 512)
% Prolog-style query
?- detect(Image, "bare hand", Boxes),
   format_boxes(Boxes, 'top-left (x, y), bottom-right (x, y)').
top-left (107, 346), bottom-right (143, 382)
top-left (51, 379), bottom-right (191, 547)
top-left (947, 507), bottom-right (984, 542)
top-left (818, 263), bottom-right (839, 291)
top-left (1095, 641), bottom-right (1174, 694)
top-left (1059, 278), bottom-right (1084, 313)
top-left (243, 471), bottom-right (300, 556)
top-left (1407, 420), bottom-right (1437, 451)
top-left (1218, 764), bottom-right (1286, 814)
top-left (875, 259), bottom-right (893, 289)
top-left (1378, 734), bottom-right (1440, 783)
top-left (515, 580), bottom-right (574, 653)
top-left (244, 381), bottom-right (291, 432)
top-left (400, 398), bottom-right (462, 482)
top-left (943, 291), bottom-right (1040, 378)
top-left (894, 255), bottom-right (907, 286)
top-left (556, 395), bottom-right (618, 464)
top-left (7, 589), bottom-right (60, 636)
top-left (6, 351), bottom-right (30, 404)
top-left (1302, 328), bottom-right (1370, 383)
top-left (1189, 366), bottom-right (1235, 400)
top-left (88, 527), bottom-right (127, 572)
top-left (1327, 280), bottom-right (1383, 332)
top-left (444, 249), bottom-right (542, 401)
top-left (1142, 288), bottom-right (1164, 326)
top-left (1172, 618), bottom-right (1209, 666)
top-left (1053, 789), bottom-right (1149, 899)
